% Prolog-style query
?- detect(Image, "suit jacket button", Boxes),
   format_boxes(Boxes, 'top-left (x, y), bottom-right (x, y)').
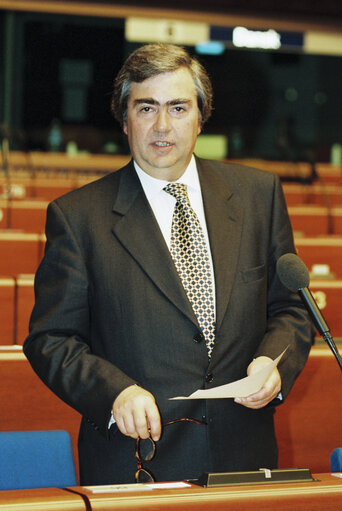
top-left (206, 373), bottom-right (213, 383)
top-left (193, 332), bottom-right (204, 343)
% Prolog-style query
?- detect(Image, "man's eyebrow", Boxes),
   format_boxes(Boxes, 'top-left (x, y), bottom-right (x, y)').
top-left (133, 98), bottom-right (192, 106)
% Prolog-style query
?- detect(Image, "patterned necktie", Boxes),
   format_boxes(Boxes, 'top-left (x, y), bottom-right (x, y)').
top-left (164, 183), bottom-right (215, 357)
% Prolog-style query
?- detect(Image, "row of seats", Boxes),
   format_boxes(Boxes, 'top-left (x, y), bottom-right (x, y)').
top-left (2, 233), bottom-right (342, 345)
top-left (283, 182), bottom-right (342, 207)
top-left (2, 194), bottom-right (342, 236)
top-left (1, 274), bottom-right (342, 346)
top-left (3, 175), bottom-right (342, 204)
top-left (1, 231), bottom-right (342, 278)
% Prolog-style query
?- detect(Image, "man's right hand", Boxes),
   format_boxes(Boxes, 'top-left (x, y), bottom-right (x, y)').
top-left (113, 385), bottom-right (161, 441)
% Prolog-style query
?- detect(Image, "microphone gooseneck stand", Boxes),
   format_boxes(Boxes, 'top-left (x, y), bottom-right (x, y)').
top-left (298, 287), bottom-right (342, 373)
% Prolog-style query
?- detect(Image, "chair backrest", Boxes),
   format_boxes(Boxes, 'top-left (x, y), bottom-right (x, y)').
top-left (0, 430), bottom-right (77, 490)
top-left (331, 448), bottom-right (342, 472)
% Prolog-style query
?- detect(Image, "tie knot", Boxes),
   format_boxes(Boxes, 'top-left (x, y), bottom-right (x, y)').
top-left (163, 183), bottom-right (190, 205)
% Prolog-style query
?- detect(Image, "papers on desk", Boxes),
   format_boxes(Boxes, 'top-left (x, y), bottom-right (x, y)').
top-left (83, 484), bottom-right (149, 493)
top-left (170, 349), bottom-right (286, 400)
top-left (83, 482), bottom-right (191, 493)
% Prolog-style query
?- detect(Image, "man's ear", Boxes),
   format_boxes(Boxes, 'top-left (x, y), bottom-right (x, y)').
top-left (123, 122), bottom-right (128, 135)
top-left (197, 123), bottom-right (202, 136)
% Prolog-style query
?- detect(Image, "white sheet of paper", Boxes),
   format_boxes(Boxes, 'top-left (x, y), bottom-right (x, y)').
top-left (170, 349), bottom-right (286, 400)
top-left (146, 482), bottom-right (192, 489)
top-left (83, 484), bottom-right (149, 493)
top-left (83, 482), bottom-right (191, 493)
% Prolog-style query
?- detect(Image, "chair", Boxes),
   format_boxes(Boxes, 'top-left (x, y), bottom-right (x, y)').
top-left (331, 448), bottom-right (342, 472)
top-left (0, 430), bottom-right (77, 490)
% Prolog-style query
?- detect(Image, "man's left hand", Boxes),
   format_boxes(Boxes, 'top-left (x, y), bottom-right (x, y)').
top-left (234, 356), bottom-right (281, 409)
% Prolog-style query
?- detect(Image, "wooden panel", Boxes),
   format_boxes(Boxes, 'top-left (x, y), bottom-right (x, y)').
top-left (309, 280), bottom-right (342, 338)
top-left (15, 275), bottom-right (35, 345)
top-left (0, 203), bottom-right (10, 230)
top-left (9, 201), bottom-right (48, 233)
top-left (284, 183), bottom-right (342, 207)
top-left (275, 347), bottom-right (342, 473)
top-left (2, 0), bottom-right (342, 33)
top-left (69, 473), bottom-right (342, 511)
top-left (0, 232), bottom-right (44, 276)
top-left (1, 151), bottom-right (129, 174)
top-left (0, 475), bottom-right (340, 511)
top-left (288, 206), bottom-right (342, 236)
top-left (295, 237), bottom-right (342, 279)
top-left (0, 278), bottom-right (15, 345)
top-left (0, 347), bottom-right (340, 484)
top-left (0, 350), bottom-right (81, 482)
top-left (0, 488), bottom-right (86, 510)
top-left (288, 206), bottom-right (331, 236)
top-left (0, 200), bottom-right (48, 233)
top-left (0, 175), bottom-right (98, 202)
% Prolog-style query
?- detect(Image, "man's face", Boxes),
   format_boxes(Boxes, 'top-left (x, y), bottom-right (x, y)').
top-left (123, 67), bottom-right (201, 181)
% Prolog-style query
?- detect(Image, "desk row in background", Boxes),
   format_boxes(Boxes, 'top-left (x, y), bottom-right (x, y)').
top-left (0, 346), bottom-right (340, 480)
top-left (3, 175), bottom-right (342, 206)
top-left (1, 473), bottom-right (342, 511)
top-left (2, 201), bottom-right (342, 236)
top-left (1, 274), bottom-right (342, 347)
top-left (1, 230), bottom-right (342, 279)
top-left (283, 182), bottom-right (342, 207)
top-left (0, 200), bottom-right (48, 233)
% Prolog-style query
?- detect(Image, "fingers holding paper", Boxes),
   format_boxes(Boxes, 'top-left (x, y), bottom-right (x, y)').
top-left (234, 356), bottom-right (282, 409)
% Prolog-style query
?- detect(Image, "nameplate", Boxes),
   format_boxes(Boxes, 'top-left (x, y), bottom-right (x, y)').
top-left (189, 468), bottom-right (314, 487)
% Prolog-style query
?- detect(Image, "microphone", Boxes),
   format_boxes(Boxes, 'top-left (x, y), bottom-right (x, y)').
top-left (276, 253), bottom-right (342, 372)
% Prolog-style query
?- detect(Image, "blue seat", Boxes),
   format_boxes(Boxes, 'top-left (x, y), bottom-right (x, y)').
top-left (0, 430), bottom-right (77, 490)
top-left (331, 448), bottom-right (342, 472)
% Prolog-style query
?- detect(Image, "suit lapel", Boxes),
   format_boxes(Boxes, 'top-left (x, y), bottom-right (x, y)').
top-left (111, 162), bottom-right (197, 326)
top-left (197, 159), bottom-right (244, 333)
top-left (111, 159), bottom-right (244, 333)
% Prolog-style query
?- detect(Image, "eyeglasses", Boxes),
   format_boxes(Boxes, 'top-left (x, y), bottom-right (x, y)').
top-left (135, 417), bottom-right (207, 483)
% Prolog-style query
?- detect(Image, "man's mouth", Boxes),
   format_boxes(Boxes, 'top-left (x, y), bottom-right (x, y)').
top-left (153, 141), bottom-right (173, 147)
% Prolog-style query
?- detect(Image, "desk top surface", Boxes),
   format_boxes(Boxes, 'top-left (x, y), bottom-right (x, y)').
top-left (0, 486), bottom-right (85, 510)
top-left (69, 473), bottom-right (342, 510)
top-left (1, 474), bottom-right (341, 510)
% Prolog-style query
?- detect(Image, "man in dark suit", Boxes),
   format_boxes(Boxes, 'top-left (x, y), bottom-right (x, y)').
top-left (24, 43), bottom-right (314, 485)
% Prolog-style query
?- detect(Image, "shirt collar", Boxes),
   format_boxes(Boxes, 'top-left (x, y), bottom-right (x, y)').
top-left (134, 156), bottom-right (201, 202)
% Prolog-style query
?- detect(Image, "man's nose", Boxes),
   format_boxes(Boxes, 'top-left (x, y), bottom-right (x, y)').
top-left (154, 108), bottom-right (171, 132)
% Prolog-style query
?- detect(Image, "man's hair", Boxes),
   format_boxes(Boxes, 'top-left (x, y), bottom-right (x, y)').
top-left (111, 43), bottom-right (213, 127)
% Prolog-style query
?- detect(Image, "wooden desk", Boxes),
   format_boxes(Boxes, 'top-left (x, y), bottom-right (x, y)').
top-left (284, 183), bottom-right (342, 207)
top-left (288, 205), bottom-right (342, 236)
top-left (15, 274), bottom-right (35, 345)
top-left (0, 487), bottom-right (86, 510)
top-left (9, 274), bottom-right (342, 345)
top-left (310, 280), bottom-right (342, 337)
top-left (0, 199), bottom-right (48, 233)
top-left (0, 347), bottom-right (339, 484)
top-left (275, 347), bottom-right (342, 473)
top-left (0, 277), bottom-right (15, 345)
top-left (0, 232), bottom-right (44, 276)
top-left (67, 473), bottom-right (342, 510)
top-left (295, 236), bottom-right (342, 279)
top-left (0, 349), bottom-right (81, 481)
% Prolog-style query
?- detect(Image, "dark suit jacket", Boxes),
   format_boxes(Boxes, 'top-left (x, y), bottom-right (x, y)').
top-left (24, 157), bottom-right (314, 484)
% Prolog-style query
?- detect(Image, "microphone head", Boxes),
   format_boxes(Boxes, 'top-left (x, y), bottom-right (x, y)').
top-left (276, 253), bottom-right (310, 292)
